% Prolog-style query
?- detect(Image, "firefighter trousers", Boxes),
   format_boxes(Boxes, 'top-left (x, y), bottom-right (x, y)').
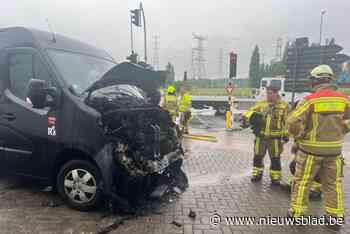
top-left (252, 137), bottom-right (283, 181)
top-left (290, 151), bottom-right (344, 218)
top-left (289, 158), bottom-right (322, 193)
top-left (180, 111), bottom-right (191, 133)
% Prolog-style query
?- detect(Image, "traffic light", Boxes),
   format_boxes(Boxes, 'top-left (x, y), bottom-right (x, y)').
top-left (131, 9), bottom-right (141, 27)
top-left (229, 52), bottom-right (237, 78)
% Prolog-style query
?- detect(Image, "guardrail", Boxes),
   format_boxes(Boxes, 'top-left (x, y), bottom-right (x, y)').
top-left (192, 96), bottom-right (257, 112)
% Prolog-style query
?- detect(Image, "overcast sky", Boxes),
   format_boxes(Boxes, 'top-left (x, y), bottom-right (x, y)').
top-left (1, 0), bottom-right (349, 79)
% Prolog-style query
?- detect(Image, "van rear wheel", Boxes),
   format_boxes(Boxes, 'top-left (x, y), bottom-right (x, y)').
top-left (57, 160), bottom-right (102, 211)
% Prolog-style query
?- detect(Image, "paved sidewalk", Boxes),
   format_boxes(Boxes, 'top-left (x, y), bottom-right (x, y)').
top-left (0, 126), bottom-right (349, 234)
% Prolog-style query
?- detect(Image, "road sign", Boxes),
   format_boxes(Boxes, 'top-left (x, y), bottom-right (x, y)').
top-left (225, 82), bottom-right (235, 95)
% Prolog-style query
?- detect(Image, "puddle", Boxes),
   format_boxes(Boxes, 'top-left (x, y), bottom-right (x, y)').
top-left (188, 170), bottom-right (251, 187)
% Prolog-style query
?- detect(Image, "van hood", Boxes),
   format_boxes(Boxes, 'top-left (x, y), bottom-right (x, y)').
top-left (86, 62), bottom-right (165, 104)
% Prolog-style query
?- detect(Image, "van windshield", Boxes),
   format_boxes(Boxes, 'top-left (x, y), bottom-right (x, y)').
top-left (47, 49), bottom-right (116, 95)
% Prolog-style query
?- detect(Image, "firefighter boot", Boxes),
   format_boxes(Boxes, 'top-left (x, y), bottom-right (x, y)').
top-left (251, 167), bottom-right (263, 182)
top-left (270, 157), bottom-right (282, 186)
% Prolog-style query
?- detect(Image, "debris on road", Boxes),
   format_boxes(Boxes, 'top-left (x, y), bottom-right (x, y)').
top-left (96, 215), bottom-right (134, 234)
top-left (171, 220), bottom-right (182, 227)
top-left (41, 200), bottom-right (62, 208)
top-left (188, 209), bottom-right (196, 219)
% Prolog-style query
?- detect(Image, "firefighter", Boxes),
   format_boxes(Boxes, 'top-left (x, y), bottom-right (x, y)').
top-left (179, 83), bottom-right (192, 134)
top-left (288, 65), bottom-right (348, 226)
top-left (242, 84), bottom-right (289, 185)
top-left (162, 85), bottom-right (178, 122)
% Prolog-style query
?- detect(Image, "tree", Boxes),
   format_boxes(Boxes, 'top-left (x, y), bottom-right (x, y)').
top-left (270, 61), bottom-right (287, 77)
top-left (249, 45), bottom-right (260, 88)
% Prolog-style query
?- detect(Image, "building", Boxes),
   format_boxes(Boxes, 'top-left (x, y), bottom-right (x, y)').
top-left (283, 37), bottom-right (350, 92)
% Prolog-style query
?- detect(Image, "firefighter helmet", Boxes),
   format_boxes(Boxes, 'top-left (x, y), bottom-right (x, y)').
top-left (310, 65), bottom-right (335, 80)
top-left (167, 85), bottom-right (176, 94)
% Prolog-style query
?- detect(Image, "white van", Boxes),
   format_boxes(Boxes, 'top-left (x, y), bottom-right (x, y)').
top-left (257, 77), bottom-right (310, 103)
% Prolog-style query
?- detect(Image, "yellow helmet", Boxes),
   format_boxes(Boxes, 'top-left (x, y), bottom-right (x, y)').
top-left (310, 65), bottom-right (335, 80)
top-left (167, 85), bottom-right (176, 94)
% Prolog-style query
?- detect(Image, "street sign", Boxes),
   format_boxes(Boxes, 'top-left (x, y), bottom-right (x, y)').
top-left (225, 82), bottom-right (235, 95)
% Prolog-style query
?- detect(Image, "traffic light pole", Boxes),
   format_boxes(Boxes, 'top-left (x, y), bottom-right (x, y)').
top-left (140, 3), bottom-right (147, 63)
top-left (291, 46), bottom-right (298, 105)
top-left (130, 13), bottom-right (134, 54)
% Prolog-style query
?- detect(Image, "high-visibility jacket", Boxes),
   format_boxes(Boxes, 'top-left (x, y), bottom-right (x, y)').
top-left (243, 98), bottom-right (289, 138)
top-left (179, 93), bottom-right (192, 113)
top-left (288, 85), bottom-right (350, 156)
top-left (163, 94), bottom-right (178, 117)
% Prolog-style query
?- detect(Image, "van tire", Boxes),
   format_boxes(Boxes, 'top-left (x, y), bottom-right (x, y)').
top-left (57, 160), bottom-right (102, 211)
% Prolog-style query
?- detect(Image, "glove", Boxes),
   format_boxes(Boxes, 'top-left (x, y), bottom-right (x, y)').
top-left (291, 144), bottom-right (298, 154)
top-left (282, 136), bottom-right (289, 143)
top-left (249, 113), bottom-right (264, 136)
top-left (239, 117), bottom-right (249, 128)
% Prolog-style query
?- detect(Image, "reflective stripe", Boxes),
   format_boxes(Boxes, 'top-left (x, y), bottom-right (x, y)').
top-left (314, 101), bottom-right (346, 113)
top-left (335, 157), bottom-right (344, 217)
top-left (294, 154), bottom-right (314, 217)
top-left (252, 167), bottom-right (263, 176)
top-left (255, 137), bottom-right (261, 154)
top-left (264, 116), bottom-right (271, 136)
top-left (310, 113), bottom-right (318, 142)
top-left (299, 140), bottom-right (343, 148)
top-left (274, 140), bottom-right (278, 155)
top-left (326, 207), bottom-right (344, 216)
top-left (311, 181), bottom-right (322, 192)
top-left (243, 110), bottom-right (254, 119)
top-left (270, 169), bottom-right (281, 180)
top-left (292, 101), bottom-right (311, 118)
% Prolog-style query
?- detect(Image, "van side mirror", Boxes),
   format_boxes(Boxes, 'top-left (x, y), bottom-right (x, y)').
top-left (27, 79), bottom-right (58, 109)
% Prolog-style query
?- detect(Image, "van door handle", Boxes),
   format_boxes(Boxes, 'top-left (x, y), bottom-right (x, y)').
top-left (2, 113), bottom-right (16, 121)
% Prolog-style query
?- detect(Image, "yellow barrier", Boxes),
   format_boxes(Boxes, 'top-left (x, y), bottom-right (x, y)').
top-left (183, 134), bottom-right (218, 142)
top-left (226, 111), bottom-right (232, 129)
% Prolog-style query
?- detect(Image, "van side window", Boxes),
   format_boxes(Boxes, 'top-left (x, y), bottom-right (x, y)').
top-left (33, 54), bottom-right (53, 86)
top-left (9, 53), bottom-right (33, 100)
top-left (9, 53), bottom-right (53, 100)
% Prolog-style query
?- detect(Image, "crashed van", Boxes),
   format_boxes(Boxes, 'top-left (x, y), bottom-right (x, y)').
top-left (0, 27), bottom-right (187, 210)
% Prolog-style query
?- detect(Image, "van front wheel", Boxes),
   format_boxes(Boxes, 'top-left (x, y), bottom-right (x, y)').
top-left (57, 160), bottom-right (102, 211)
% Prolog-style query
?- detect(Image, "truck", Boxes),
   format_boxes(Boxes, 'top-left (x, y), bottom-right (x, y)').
top-left (256, 77), bottom-right (310, 103)
top-left (191, 77), bottom-right (310, 116)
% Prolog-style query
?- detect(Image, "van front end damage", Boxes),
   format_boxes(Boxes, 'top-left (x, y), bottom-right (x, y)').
top-left (95, 142), bottom-right (186, 210)
top-left (87, 85), bottom-right (188, 209)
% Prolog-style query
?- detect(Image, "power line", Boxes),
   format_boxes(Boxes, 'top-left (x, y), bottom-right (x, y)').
top-left (190, 33), bottom-right (207, 79)
top-left (275, 37), bottom-right (283, 62)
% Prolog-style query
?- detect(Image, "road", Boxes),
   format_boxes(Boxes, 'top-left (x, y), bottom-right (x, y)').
top-left (0, 117), bottom-right (349, 234)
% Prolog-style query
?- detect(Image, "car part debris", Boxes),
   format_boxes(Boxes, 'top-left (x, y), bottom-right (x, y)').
top-left (171, 221), bottom-right (182, 227)
top-left (188, 209), bottom-right (196, 219)
top-left (41, 200), bottom-right (61, 208)
top-left (96, 215), bottom-right (135, 234)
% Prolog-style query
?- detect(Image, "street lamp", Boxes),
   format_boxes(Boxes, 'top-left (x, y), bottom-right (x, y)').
top-left (319, 10), bottom-right (326, 45)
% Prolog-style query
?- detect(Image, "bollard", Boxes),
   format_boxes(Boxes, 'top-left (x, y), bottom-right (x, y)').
top-left (226, 111), bottom-right (232, 129)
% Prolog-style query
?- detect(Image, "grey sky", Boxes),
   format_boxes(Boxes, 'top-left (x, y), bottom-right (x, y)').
top-left (1, 0), bottom-right (349, 79)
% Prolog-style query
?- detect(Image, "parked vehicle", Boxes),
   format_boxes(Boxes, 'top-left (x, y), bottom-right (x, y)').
top-left (256, 77), bottom-right (310, 103)
top-left (0, 27), bottom-right (187, 211)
